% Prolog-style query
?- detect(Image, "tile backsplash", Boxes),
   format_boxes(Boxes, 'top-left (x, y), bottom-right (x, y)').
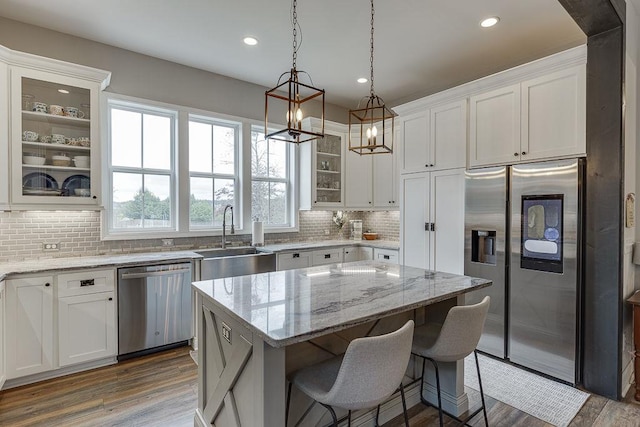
top-left (0, 210), bottom-right (399, 262)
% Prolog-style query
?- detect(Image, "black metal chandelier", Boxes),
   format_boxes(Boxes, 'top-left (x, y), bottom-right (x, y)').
top-left (265, 0), bottom-right (325, 143)
top-left (348, 0), bottom-right (396, 155)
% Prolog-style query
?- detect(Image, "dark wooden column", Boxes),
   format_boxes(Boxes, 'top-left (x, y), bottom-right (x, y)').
top-left (557, 0), bottom-right (625, 399)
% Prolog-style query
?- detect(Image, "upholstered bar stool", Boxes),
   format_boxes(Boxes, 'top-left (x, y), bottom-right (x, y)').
top-left (412, 296), bottom-right (490, 427)
top-left (286, 320), bottom-right (414, 427)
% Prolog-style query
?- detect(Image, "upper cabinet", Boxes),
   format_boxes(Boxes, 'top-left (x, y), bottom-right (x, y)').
top-left (0, 45), bottom-right (111, 210)
top-left (299, 120), bottom-right (345, 210)
top-left (0, 52), bottom-right (9, 211)
top-left (469, 64), bottom-right (586, 168)
top-left (398, 99), bottom-right (467, 174)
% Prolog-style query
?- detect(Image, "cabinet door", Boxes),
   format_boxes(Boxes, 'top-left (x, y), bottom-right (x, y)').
top-left (0, 281), bottom-right (5, 389)
top-left (311, 248), bottom-right (344, 266)
top-left (399, 112), bottom-right (429, 174)
top-left (469, 84), bottom-right (521, 167)
top-left (429, 169), bottom-right (465, 274)
top-left (521, 65), bottom-right (586, 160)
top-left (58, 291), bottom-right (116, 367)
top-left (345, 147), bottom-right (373, 208)
top-left (373, 132), bottom-right (397, 207)
top-left (6, 275), bottom-right (54, 379)
top-left (0, 61), bottom-right (8, 210)
top-left (373, 248), bottom-right (399, 264)
top-left (343, 247), bottom-right (361, 262)
top-left (431, 100), bottom-right (467, 170)
top-left (400, 173), bottom-right (429, 269)
top-left (277, 251), bottom-right (312, 271)
top-left (300, 130), bottom-right (344, 210)
top-left (10, 66), bottom-right (103, 208)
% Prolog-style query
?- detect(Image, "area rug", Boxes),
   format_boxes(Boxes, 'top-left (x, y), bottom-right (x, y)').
top-left (464, 353), bottom-right (589, 427)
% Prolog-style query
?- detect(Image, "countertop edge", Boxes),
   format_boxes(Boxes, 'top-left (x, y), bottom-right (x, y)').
top-left (194, 276), bottom-right (491, 348)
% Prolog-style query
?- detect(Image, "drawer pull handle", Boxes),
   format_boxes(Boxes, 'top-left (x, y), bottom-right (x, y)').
top-left (324, 254), bottom-right (331, 259)
top-left (81, 279), bottom-right (95, 287)
top-left (383, 255), bottom-right (390, 260)
top-left (293, 253), bottom-right (300, 258)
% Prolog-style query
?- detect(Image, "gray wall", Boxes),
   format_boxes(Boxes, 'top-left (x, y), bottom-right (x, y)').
top-left (0, 16), bottom-right (348, 123)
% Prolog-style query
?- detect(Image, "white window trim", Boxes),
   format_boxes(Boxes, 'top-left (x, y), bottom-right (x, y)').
top-left (188, 113), bottom-right (242, 232)
top-left (250, 123), bottom-right (298, 231)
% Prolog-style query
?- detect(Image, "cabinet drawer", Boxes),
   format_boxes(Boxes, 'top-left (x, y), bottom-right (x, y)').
top-left (374, 248), bottom-right (399, 264)
top-left (58, 269), bottom-right (115, 297)
top-left (311, 249), bottom-right (344, 266)
top-left (277, 251), bottom-right (312, 271)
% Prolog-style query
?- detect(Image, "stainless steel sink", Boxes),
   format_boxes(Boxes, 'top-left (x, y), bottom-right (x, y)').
top-left (196, 247), bottom-right (276, 280)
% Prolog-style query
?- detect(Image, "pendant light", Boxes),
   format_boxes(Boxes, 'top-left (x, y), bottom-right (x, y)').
top-left (265, 0), bottom-right (325, 143)
top-left (348, 0), bottom-right (396, 155)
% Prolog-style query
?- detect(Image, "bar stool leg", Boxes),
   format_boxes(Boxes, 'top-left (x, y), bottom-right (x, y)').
top-left (285, 382), bottom-right (292, 426)
top-left (427, 358), bottom-right (444, 427)
top-left (319, 403), bottom-right (339, 426)
top-left (375, 404), bottom-right (381, 426)
top-left (399, 383), bottom-right (410, 427)
top-left (474, 350), bottom-right (489, 426)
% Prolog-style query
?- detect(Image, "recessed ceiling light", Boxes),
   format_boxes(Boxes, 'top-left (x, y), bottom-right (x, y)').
top-left (357, 77), bottom-right (368, 84)
top-left (243, 36), bottom-right (258, 46)
top-left (480, 16), bottom-right (500, 28)
top-left (58, 89), bottom-right (70, 94)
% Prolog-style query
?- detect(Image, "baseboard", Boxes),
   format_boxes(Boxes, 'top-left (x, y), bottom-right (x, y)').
top-left (622, 359), bottom-right (634, 398)
top-left (420, 380), bottom-right (470, 416)
top-left (2, 356), bottom-right (117, 390)
top-left (194, 410), bottom-right (207, 427)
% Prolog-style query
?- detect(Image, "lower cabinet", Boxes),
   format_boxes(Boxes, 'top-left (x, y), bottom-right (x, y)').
top-left (373, 248), bottom-right (399, 264)
top-left (277, 251), bottom-right (313, 271)
top-left (344, 246), bottom-right (373, 262)
top-left (5, 275), bottom-right (54, 379)
top-left (4, 268), bottom-right (116, 383)
top-left (311, 248), bottom-right (344, 266)
top-left (58, 291), bottom-right (116, 367)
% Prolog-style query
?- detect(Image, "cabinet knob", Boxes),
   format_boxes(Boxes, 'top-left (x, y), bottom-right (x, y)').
top-left (92, 195), bottom-right (97, 199)
top-left (514, 152), bottom-right (519, 157)
top-left (521, 151), bottom-right (526, 155)
top-left (108, 297), bottom-right (113, 301)
top-left (45, 282), bottom-right (50, 287)
top-left (430, 164), bottom-right (434, 167)
top-left (425, 164), bottom-right (429, 168)
top-left (368, 201), bottom-right (372, 204)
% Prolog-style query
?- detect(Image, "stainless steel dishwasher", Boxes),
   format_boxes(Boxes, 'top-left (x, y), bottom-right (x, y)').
top-left (117, 263), bottom-right (192, 358)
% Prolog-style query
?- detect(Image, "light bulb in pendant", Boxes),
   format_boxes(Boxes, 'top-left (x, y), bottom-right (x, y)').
top-left (286, 108), bottom-right (304, 123)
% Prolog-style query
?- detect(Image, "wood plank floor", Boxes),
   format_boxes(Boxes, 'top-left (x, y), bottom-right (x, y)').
top-left (1, 346), bottom-right (639, 426)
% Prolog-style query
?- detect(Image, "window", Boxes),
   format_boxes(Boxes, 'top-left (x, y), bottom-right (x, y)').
top-left (108, 100), bottom-right (176, 232)
top-left (251, 127), bottom-right (291, 227)
top-left (189, 116), bottom-right (239, 229)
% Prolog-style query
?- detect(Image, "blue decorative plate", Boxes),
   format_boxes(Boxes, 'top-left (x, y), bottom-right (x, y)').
top-left (62, 174), bottom-right (90, 196)
top-left (23, 172), bottom-right (58, 189)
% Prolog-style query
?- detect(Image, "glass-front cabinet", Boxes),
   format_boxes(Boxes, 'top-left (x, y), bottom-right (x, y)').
top-left (9, 61), bottom-right (110, 208)
top-left (299, 119), bottom-right (345, 210)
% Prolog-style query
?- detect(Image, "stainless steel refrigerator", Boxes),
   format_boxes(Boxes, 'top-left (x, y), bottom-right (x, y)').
top-left (464, 158), bottom-right (582, 384)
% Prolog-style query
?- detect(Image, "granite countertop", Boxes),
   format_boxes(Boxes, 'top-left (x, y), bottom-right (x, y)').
top-left (192, 260), bottom-right (491, 348)
top-left (259, 239), bottom-right (399, 253)
top-left (0, 251), bottom-right (202, 281)
top-left (0, 239), bottom-right (399, 282)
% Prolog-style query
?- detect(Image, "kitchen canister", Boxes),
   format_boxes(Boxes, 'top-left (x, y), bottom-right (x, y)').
top-left (252, 220), bottom-right (264, 247)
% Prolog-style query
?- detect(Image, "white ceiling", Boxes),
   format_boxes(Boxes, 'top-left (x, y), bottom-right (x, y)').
top-left (0, 0), bottom-right (586, 108)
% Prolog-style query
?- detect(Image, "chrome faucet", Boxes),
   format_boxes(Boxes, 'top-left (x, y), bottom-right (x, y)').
top-left (222, 204), bottom-right (235, 249)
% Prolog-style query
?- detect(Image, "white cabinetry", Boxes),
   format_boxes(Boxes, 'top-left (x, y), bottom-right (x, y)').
top-left (372, 144), bottom-right (398, 207)
top-left (5, 275), bottom-right (54, 379)
top-left (373, 248), bottom-right (399, 264)
top-left (0, 52), bottom-right (9, 210)
top-left (469, 65), bottom-right (585, 167)
top-left (400, 169), bottom-right (464, 274)
top-left (399, 99), bottom-right (466, 174)
top-left (311, 248), bottom-right (343, 266)
top-left (300, 121), bottom-right (344, 210)
top-left (345, 147), bottom-right (373, 208)
top-left (57, 269), bottom-right (116, 367)
top-left (344, 246), bottom-right (373, 262)
top-left (4, 49), bottom-right (111, 210)
top-left (0, 280), bottom-right (5, 389)
top-left (277, 251), bottom-right (313, 271)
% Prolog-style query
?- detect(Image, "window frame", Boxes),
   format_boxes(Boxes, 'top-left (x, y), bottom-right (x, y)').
top-left (105, 97), bottom-right (178, 236)
top-left (250, 124), bottom-right (297, 231)
top-left (188, 113), bottom-right (241, 231)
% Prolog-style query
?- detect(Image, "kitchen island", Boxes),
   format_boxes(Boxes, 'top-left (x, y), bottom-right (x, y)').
top-left (192, 261), bottom-right (491, 427)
